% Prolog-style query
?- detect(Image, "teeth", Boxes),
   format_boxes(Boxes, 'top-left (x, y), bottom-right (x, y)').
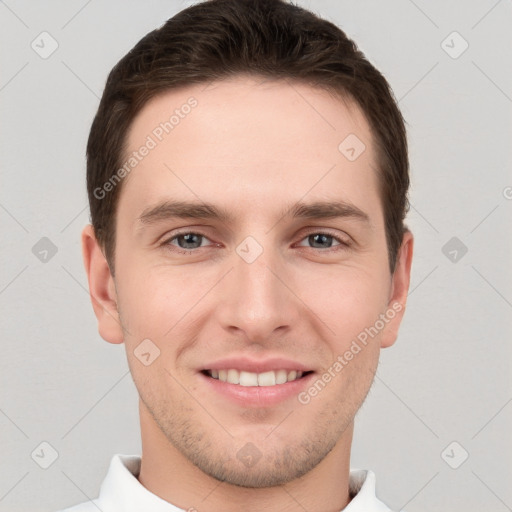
top-left (208, 369), bottom-right (306, 386)
top-left (227, 369), bottom-right (239, 384)
top-left (258, 371), bottom-right (275, 386)
top-left (239, 371), bottom-right (258, 386)
top-left (275, 369), bottom-right (288, 384)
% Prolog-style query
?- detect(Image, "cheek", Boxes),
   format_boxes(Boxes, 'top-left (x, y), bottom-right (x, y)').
top-left (116, 262), bottom-right (199, 337)
top-left (299, 263), bottom-right (390, 339)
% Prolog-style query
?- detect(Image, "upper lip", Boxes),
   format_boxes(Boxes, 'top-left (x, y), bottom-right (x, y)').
top-left (201, 356), bottom-right (313, 373)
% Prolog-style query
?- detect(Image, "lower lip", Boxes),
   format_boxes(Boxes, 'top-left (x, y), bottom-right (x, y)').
top-left (199, 372), bottom-right (315, 407)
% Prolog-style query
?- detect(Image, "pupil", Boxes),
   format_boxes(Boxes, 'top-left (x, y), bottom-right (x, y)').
top-left (177, 234), bottom-right (333, 250)
top-left (179, 233), bottom-right (201, 249)
top-left (310, 234), bottom-right (331, 248)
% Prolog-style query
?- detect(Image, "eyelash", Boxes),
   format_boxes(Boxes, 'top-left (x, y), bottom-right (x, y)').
top-left (161, 229), bottom-right (351, 255)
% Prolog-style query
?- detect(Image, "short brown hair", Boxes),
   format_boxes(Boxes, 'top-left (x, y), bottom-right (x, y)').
top-left (87, 0), bottom-right (409, 275)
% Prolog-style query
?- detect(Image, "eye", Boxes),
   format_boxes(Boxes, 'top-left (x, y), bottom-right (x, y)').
top-left (163, 231), bottom-right (214, 254)
top-left (296, 232), bottom-right (349, 251)
top-left (161, 230), bottom-right (351, 255)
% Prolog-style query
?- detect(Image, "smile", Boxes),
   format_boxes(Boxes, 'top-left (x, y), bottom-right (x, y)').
top-left (204, 369), bottom-right (310, 386)
top-left (200, 367), bottom-right (315, 407)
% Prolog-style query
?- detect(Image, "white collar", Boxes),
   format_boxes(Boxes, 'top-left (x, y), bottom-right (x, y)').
top-left (66, 454), bottom-right (395, 512)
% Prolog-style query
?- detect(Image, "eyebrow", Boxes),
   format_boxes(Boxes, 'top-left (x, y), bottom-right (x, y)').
top-left (136, 198), bottom-right (371, 228)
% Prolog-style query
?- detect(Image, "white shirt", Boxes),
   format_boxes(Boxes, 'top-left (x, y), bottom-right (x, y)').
top-left (58, 454), bottom-right (397, 512)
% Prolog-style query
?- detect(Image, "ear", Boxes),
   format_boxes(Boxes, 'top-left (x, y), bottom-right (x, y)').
top-left (81, 224), bottom-right (124, 344)
top-left (380, 230), bottom-right (414, 349)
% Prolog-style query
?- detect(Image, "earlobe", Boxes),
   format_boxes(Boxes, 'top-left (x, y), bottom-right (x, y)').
top-left (81, 224), bottom-right (124, 344)
top-left (380, 230), bottom-right (414, 349)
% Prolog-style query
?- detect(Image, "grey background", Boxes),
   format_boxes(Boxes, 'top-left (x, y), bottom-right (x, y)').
top-left (1, 1), bottom-right (511, 511)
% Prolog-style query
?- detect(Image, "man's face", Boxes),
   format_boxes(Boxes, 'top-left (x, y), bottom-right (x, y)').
top-left (91, 76), bottom-right (411, 487)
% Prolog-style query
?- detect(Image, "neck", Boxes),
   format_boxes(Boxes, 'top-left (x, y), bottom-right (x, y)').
top-left (137, 399), bottom-right (354, 512)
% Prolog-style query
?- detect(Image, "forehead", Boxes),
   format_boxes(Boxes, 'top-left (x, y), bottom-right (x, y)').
top-left (120, 75), bottom-right (381, 223)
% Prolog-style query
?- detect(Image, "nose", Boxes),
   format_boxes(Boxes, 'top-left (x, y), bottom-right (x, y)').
top-left (215, 243), bottom-right (300, 344)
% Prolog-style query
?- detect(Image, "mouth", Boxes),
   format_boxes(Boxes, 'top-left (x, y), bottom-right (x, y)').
top-left (198, 363), bottom-right (315, 407)
top-left (201, 368), bottom-right (313, 387)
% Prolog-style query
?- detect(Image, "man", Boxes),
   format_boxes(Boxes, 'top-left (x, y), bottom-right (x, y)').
top-left (60, 0), bottom-right (413, 510)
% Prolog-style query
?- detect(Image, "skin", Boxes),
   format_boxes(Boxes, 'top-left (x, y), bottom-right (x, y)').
top-left (82, 75), bottom-right (413, 512)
